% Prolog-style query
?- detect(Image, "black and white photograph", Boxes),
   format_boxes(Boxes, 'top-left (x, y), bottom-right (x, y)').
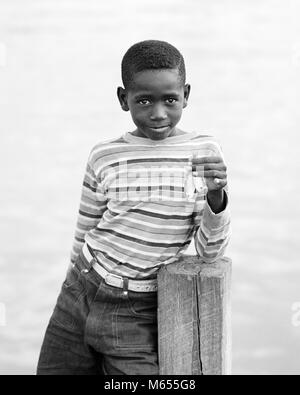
top-left (0, 0), bottom-right (299, 376)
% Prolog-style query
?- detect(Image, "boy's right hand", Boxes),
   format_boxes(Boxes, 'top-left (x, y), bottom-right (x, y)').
top-left (191, 155), bottom-right (227, 192)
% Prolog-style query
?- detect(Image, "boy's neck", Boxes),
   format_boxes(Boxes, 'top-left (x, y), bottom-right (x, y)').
top-left (131, 128), bottom-right (187, 139)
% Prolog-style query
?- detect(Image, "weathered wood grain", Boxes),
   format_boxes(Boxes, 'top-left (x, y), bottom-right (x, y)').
top-left (158, 255), bottom-right (232, 375)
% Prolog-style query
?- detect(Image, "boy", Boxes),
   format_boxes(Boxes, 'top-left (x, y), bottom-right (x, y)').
top-left (37, 40), bottom-right (230, 375)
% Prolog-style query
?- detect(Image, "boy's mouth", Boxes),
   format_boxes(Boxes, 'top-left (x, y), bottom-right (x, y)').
top-left (148, 125), bottom-right (170, 132)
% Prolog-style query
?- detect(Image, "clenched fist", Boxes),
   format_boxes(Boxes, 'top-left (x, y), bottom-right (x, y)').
top-left (191, 155), bottom-right (227, 213)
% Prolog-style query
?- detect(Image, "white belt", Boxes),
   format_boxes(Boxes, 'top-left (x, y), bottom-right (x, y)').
top-left (82, 243), bottom-right (158, 293)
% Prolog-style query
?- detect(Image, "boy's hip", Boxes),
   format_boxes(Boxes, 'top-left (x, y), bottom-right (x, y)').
top-left (38, 257), bottom-right (158, 374)
top-left (79, 243), bottom-right (158, 293)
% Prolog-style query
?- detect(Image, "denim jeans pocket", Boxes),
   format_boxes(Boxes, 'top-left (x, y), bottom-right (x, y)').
top-left (127, 292), bottom-right (158, 318)
top-left (113, 293), bottom-right (158, 351)
top-left (63, 261), bottom-right (82, 289)
top-left (52, 261), bottom-right (87, 331)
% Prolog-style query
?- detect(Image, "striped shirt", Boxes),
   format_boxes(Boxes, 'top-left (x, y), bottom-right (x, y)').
top-left (70, 131), bottom-right (231, 280)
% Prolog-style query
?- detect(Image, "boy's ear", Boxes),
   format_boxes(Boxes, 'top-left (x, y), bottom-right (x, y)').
top-left (117, 87), bottom-right (130, 112)
top-left (183, 84), bottom-right (191, 109)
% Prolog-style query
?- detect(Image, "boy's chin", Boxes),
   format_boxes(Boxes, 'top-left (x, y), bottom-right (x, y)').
top-left (138, 127), bottom-right (177, 140)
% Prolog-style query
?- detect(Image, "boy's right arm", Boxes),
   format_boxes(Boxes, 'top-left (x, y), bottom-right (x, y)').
top-left (70, 159), bottom-right (107, 265)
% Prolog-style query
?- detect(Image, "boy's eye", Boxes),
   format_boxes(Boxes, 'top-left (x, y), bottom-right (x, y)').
top-left (166, 98), bottom-right (177, 104)
top-left (138, 99), bottom-right (150, 105)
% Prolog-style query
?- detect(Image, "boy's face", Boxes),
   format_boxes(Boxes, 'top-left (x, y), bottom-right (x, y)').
top-left (117, 69), bottom-right (191, 140)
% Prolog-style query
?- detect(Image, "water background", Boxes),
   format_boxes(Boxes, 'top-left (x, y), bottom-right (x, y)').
top-left (0, 0), bottom-right (300, 374)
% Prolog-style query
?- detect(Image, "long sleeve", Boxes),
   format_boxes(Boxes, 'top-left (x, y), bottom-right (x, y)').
top-left (70, 159), bottom-right (108, 264)
top-left (193, 191), bottom-right (231, 263)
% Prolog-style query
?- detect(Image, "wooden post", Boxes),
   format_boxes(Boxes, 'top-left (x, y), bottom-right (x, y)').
top-left (157, 255), bottom-right (232, 375)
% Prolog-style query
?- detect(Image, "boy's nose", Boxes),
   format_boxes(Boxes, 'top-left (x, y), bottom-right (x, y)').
top-left (150, 105), bottom-right (167, 121)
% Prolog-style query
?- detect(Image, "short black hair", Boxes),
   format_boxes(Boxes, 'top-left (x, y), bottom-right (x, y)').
top-left (121, 40), bottom-right (186, 89)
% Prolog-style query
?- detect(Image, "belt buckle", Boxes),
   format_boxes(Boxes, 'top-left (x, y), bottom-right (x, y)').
top-left (105, 273), bottom-right (124, 289)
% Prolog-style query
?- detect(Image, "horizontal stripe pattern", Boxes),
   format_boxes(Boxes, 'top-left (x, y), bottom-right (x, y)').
top-left (70, 131), bottom-right (231, 279)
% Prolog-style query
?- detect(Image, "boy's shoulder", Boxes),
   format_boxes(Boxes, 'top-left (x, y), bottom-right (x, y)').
top-left (87, 134), bottom-right (128, 164)
top-left (92, 135), bottom-right (127, 151)
top-left (190, 132), bottom-right (224, 155)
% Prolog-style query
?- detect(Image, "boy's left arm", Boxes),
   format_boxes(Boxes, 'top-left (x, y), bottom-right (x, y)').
top-left (193, 155), bottom-right (231, 263)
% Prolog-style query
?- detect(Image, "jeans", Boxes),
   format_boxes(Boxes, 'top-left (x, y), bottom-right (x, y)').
top-left (37, 252), bottom-right (158, 375)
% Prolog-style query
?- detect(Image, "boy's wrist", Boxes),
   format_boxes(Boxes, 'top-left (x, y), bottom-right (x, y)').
top-left (207, 189), bottom-right (226, 214)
